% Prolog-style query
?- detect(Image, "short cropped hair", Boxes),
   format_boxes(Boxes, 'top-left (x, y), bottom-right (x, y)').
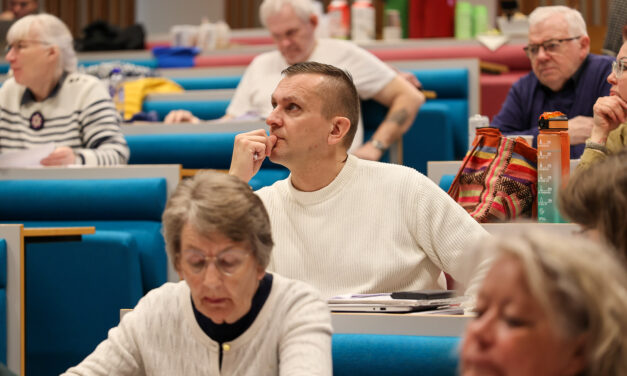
top-left (559, 149), bottom-right (627, 259)
top-left (485, 231), bottom-right (627, 376)
top-left (259, 0), bottom-right (314, 27)
top-left (282, 62), bottom-right (360, 148)
top-left (162, 171), bottom-right (274, 270)
top-left (528, 6), bottom-right (588, 37)
top-left (7, 13), bottom-right (77, 75)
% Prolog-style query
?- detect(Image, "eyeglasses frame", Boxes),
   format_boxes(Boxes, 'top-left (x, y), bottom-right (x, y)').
top-left (523, 36), bottom-right (582, 58)
top-left (180, 248), bottom-right (252, 277)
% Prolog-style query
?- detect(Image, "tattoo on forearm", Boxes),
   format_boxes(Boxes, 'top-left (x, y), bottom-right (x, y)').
top-left (387, 109), bottom-right (409, 127)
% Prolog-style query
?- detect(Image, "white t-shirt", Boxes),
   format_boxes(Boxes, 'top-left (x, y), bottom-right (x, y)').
top-left (226, 38), bottom-right (397, 149)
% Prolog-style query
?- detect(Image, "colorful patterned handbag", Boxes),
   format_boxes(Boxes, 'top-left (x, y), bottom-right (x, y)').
top-left (448, 127), bottom-right (538, 222)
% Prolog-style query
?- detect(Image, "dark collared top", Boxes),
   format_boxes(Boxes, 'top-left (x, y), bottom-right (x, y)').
top-left (20, 72), bottom-right (67, 105)
top-left (191, 273), bottom-right (273, 369)
top-left (492, 54), bottom-right (613, 158)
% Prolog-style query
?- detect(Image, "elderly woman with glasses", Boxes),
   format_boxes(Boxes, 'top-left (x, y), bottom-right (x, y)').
top-left (0, 13), bottom-right (129, 166)
top-left (63, 171), bottom-right (332, 376)
top-left (460, 231), bottom-right (627, 376)
top-left (578, 40), bottom-right (627, 170)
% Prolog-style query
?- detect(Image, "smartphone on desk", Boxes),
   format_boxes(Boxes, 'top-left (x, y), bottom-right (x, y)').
top-left (390, 289), bottom-right (456, 300)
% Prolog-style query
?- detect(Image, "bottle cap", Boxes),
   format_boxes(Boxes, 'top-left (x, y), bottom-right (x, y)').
top-left (538, 111), bottom-right (568, 130)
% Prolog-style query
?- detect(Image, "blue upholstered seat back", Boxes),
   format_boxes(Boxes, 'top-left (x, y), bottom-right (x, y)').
top-left (125, 133), bottom-right (290, 190)
top-left (0, 177), bottom-right (169, 291)
top-left (361, 68), bottom-right (469, 172)
top-left (25, 231), bottom-right (143, 376)
top-left (172, 76), bottom-right (242, 90)
top-left (0, 178), bottom-right (166, 221)
top-left (126, 133), bottom-right (236, 168)
top-left (333, 334), bottom-right (460, 376)
top-left (439, 174), bottom-right (456, 192)
top-left (409, 68), bottom-right (470, 159)
top-left (0, 57), bottom-right (159, 74)
top-left (0, 178), bottom-right (168, 375)
top-left (143, 99), bottom-right (230, 121)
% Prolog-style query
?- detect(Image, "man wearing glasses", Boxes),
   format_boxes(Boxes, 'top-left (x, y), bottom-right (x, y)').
top-left (492, 6), bottom-right (613, 158)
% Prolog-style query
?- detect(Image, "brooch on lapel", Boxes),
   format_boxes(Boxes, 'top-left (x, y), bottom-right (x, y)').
top-left (29, 111), bottom-right (44, 131)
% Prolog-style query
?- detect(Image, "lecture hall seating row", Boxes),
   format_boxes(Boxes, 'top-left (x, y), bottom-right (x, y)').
top-left (132, 59), bottom-right (479, 173)
top-left (0, 36), bottom-right (529, 120)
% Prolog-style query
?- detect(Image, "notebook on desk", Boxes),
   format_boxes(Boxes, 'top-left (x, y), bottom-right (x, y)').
top-left (328, 293), bottom-right (466, 313)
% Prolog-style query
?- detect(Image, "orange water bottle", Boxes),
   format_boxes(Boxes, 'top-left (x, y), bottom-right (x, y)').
top-left (537, 111), bottom-right (570, 223)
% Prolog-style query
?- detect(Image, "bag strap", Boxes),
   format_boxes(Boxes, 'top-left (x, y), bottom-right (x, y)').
top-left (447, 133), bottom-right (484, 198)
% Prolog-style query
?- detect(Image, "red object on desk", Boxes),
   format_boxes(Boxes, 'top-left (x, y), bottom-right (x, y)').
top-left (408, 0), bottom-right (455, 38)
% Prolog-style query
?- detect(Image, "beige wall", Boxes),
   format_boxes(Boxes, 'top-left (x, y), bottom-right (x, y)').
top-left (136, 0), bottom-right (224, 35)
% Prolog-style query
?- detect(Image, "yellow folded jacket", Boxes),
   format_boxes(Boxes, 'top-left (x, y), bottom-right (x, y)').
top-left (119, 78), bottom-right (184, 120)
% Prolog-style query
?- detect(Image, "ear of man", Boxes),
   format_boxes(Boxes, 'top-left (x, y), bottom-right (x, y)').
top-left (327, 116), bottom-right (351, 146)
top-left (579, 35), bottom-right (591, 55)
top-left (48, 44), bottom-right (59, 59)
top-left (309, 13), bottom-right (318, 28)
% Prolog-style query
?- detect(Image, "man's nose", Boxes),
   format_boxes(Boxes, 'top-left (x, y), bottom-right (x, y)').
top-left (266, 108), bottom-right (283, 128)
top-left (279, 37), bottom-right (291, 50)
top-left (535, 46), bottom-right (550, 61)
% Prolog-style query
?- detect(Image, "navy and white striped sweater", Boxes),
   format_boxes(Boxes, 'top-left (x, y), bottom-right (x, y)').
top-left (0, 72), bottom-right (129, 165)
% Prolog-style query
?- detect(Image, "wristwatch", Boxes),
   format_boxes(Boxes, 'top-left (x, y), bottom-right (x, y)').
top-left (584, 139), bottom-right (608, 154)
top-left (371, 139), bottom-right (388, 152)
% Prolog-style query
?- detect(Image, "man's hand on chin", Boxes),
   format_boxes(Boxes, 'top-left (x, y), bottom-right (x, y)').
top-left (568, 116), bottom-right (594, 145)
top-left (229, 130), bottom-right (277, 183)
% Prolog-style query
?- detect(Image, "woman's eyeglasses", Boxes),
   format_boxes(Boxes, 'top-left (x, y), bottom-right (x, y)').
top-left (181, 248), bottom-right (250, 276)
top-left (612, 58), bottom-right (627, 79)
top-left (523, 36), bottom-right (581, 58)
top-left (4, 40), bottom-right (49, 54)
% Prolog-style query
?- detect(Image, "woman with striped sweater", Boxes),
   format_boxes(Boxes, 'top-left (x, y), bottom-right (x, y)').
top-left (0, 13), bottom-right (129, 166)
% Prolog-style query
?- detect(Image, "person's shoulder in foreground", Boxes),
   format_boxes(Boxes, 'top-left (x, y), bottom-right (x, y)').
top-left (62, 275), bottom-right (331, 376)
top-left (460, 230), bottom-right (627, 376)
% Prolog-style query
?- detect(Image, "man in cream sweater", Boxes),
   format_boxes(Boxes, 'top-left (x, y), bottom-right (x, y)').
top-left (230, 62), bottom-right (490, 298)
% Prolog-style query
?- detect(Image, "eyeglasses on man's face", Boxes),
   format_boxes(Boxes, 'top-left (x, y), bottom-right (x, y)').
top-left (523, 36), bottom-right (581, 58)
top-left (612, 58), bottom-right (627, 79)
top-left (181, 248), bottom-right (251, 276)
top-left (5, 40), bottom-right (49, 54)
top-left (9, 0), bottom-right (36, 9)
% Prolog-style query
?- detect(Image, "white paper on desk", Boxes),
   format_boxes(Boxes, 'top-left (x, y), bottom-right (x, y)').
top-left (476, 34), bottom-right (509, 51)
top-left (0, 143), bottom-right (55, 168)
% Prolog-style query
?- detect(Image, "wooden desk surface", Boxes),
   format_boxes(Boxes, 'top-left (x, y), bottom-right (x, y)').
top-left (23, 227), bottom-right (95, 238)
